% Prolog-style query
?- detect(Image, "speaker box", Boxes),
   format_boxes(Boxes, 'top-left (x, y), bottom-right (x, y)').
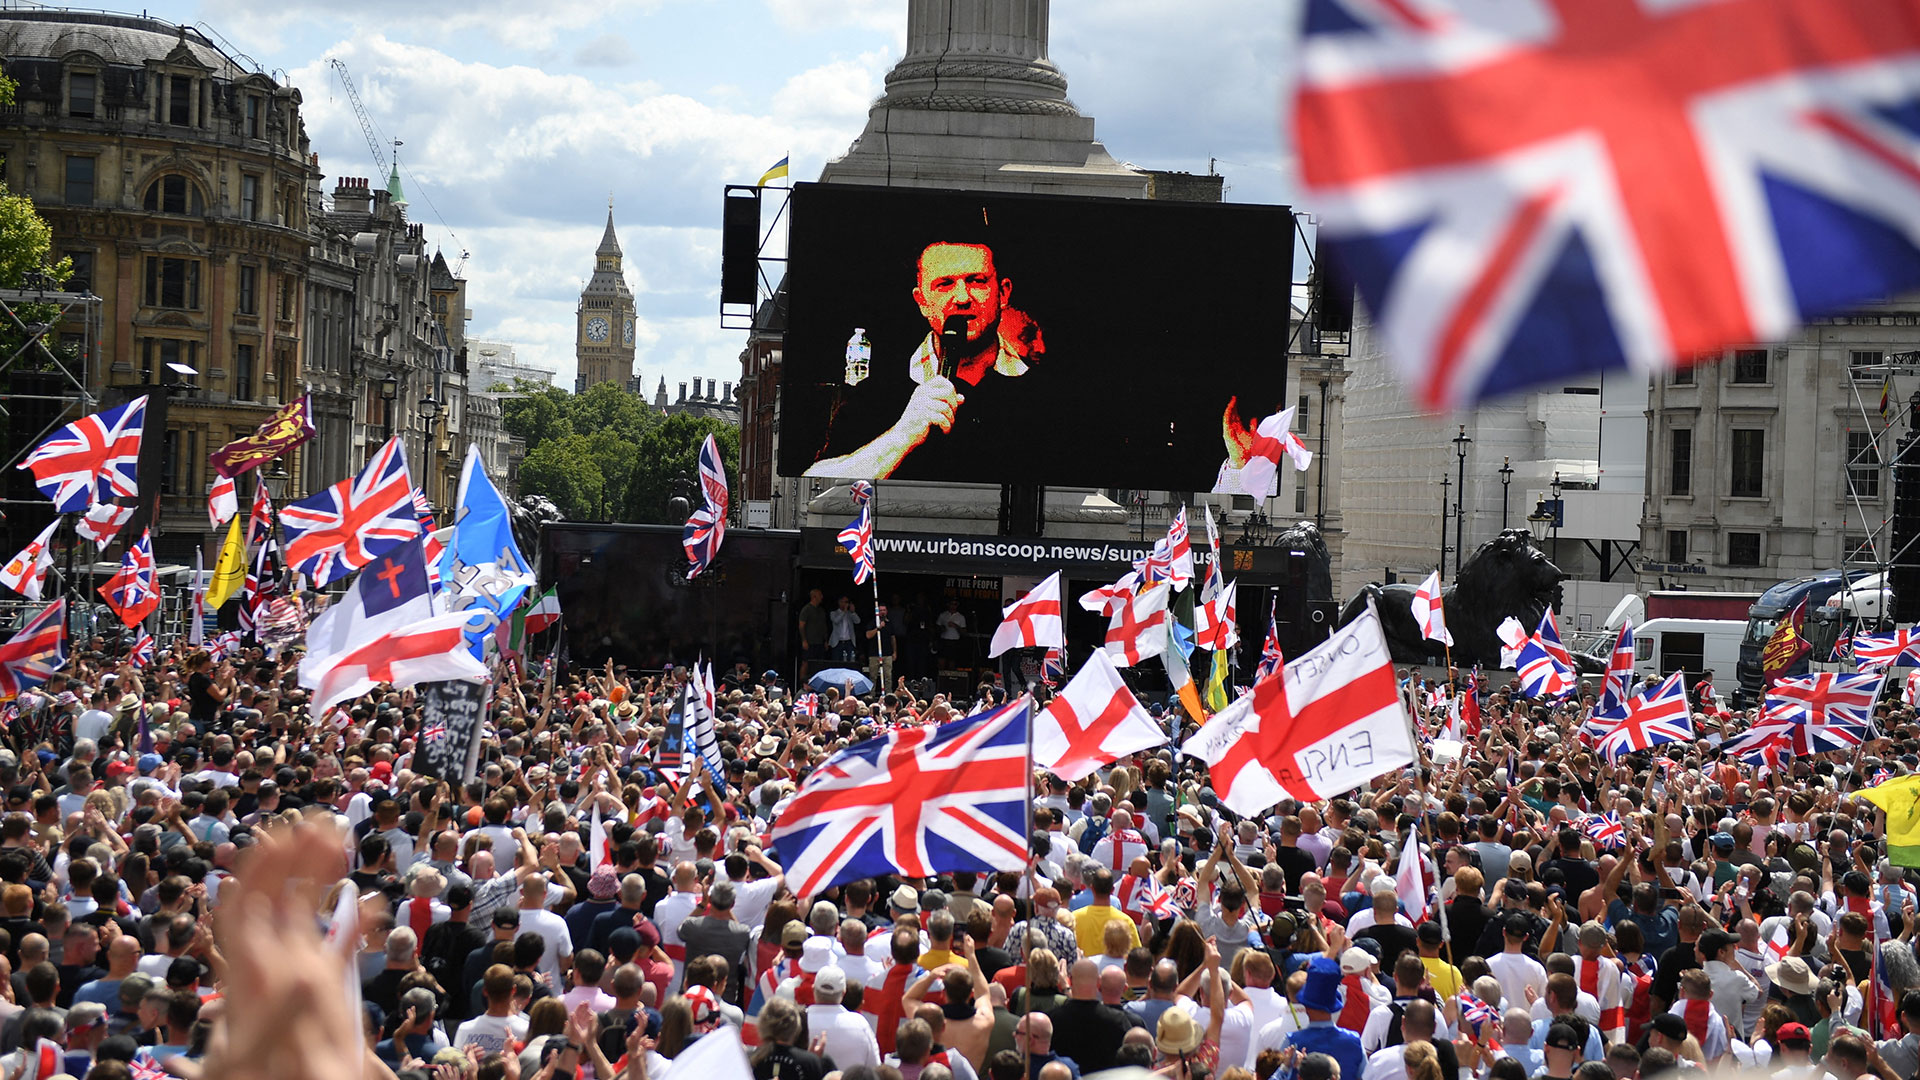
top-left (1315, 236), bottom-right (1353, 335)
top-left (1893, 433), bottom-right (1920, 623)
top-left (720, 188), bottom-right (762, 307)
top-left (3, 370), bottom-right (68, 557)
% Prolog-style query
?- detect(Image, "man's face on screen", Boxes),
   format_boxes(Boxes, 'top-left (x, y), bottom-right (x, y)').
top-left (914, 243), bottom-right (1009, 346)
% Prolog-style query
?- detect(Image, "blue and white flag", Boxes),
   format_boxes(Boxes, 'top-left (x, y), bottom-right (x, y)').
top-left (442, 444), bottom-right (536, 657)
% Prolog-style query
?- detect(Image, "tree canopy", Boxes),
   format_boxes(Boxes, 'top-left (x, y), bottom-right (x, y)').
top-left (502, 378), bottom-right (739, 525)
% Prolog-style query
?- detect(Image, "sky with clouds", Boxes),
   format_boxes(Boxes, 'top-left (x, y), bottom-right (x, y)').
top-left (130, 0), bottom-right (1298, 389)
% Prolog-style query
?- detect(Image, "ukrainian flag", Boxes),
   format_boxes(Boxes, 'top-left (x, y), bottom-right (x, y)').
top-left (757, 155), bottom-right (790, 188)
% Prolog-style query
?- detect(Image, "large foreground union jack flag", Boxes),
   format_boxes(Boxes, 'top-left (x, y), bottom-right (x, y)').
top-left (18, 396), bottom-right (146, 512)
top-left (1852, 627), bottom-right (1920, 669)
top-left (1732, 670), bottom-right (1884, 753)
top-left (0, 600), bottom-right (66, 702)
top-left (1295, 0), bottom-right (1920, 408)
top-left (769, 698), bottom-right (1030, 896)
top-left (281, 437), bottom-right (421, 587)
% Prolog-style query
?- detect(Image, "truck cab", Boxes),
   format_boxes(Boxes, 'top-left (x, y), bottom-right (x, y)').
top-left (1734, 569), bottom-right (1883, 706)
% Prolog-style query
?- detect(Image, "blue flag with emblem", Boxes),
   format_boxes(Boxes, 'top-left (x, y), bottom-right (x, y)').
top-left (442, 444), bottom-right (536, 658)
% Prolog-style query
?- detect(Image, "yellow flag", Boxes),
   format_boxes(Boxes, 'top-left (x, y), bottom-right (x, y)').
top-left (1205, 649), bottom-right (1231, 713)
top-left (204, 515), bottom-right (247, 610)
top-left (1861, 775), bottom-right (1920, 868)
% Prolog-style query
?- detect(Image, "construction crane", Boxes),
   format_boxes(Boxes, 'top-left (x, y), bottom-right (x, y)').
top-left (328, 58), bottom-right (389, 175)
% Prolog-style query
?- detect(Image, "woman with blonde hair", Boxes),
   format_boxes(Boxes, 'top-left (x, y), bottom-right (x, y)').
top-left (1401, 1041), bottom-right (1444, 1080)
top-left (1016, 947), bottom-right (1065, 1015)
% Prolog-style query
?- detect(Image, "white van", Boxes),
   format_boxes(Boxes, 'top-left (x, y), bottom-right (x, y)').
top-left (1630, 618), bottom-right (1745, 681)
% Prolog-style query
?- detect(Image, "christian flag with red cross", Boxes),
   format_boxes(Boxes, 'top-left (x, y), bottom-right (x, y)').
top-left (306, 609), bottom-right (488, 713)
top-left (989, 571), bottom-right (1063, 657)
top-left (1182, 603), bottom-right (1413, 816)
top-left (1034, 648), bottom-right (1166, 781)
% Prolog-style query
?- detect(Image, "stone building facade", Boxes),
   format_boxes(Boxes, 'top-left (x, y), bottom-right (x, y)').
top-left (0, 10), bottom-right (317, 561)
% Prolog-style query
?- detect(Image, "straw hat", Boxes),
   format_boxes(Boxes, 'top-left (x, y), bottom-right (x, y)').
top-left (1156, 1007), bottom-right (1203, 1055)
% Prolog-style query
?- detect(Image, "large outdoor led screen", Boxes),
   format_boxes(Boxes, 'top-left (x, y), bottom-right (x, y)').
top-left (778, 183), bottom-right (1295, 489)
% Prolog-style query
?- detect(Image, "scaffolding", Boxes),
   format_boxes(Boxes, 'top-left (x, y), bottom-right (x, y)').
top-left (1838, 354), bottom-right (1920, 632)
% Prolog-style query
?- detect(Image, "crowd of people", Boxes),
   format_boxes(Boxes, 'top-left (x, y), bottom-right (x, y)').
top-left (0, 631), bottom-right (1913, 1080)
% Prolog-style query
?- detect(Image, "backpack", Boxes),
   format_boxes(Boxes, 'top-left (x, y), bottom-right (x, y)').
top-left (1079, 816), bottom-right (1111, 855)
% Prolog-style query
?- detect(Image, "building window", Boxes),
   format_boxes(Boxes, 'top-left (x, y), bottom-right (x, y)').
top-left (245, 95), bottom-right (262, 138)
top-left (1295, 395), bottom-right (1310, 436)
top-left (1730, 428), bottom-right (1766, 497)
top-left (142, 175), bottom-right (204, 215)
top-left (68, 72), bottom-right (96, 119)
top-left (1731, 348), bottom-right (1768, 384)
top-left (1295, 485), bottom-right (1308, 514)
top-left (65, 251), bottom-right (92, 294)
top-left (1669, 428), bottom-right (1692, 495)
top-left (1728, 532), bottom-right (1762, 567)
top-left (162, 429), bottom-right (179, 495)
top-left (241, 175), bottom-right (259, 221)
top-left (1845, 535), bottom-right (1876, 564)
top-left (63, 156), bottom-right (94, 206)
top-left (234, 344), bottom-right (255, 401)
top-left (144, 257), bottom-right (201, 310)
top-left (1848, 430), bottom-right (1881, 498)
top-left (1666, 530), bottom-right (1687, 564)
top-left (141, 338), bottom-right (199, 384)
top-left (168, 75), bottom-right (192, 125)
top-left (1851, 349), bottom-right (1882, 380)
top-left (278, 277), bottom-right (294, 321)
top-left (1670, 366), bottom-right (1695, 386)
top-left (238, 265), bottom-right (257, 315)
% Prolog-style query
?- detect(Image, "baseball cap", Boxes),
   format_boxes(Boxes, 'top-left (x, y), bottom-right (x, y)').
top-left (1338, 948), bottom-right (1373, 974)
top-left (782, 922), bottom-right (809, 946)
top-left (1776, 1022), bottom-right (1811, 1045)
top-left (137, 753), bottom-right (164, 774)
top-left (1504, 911), bottom-right (1533, 937)
top-left (814, 966), bottom-right (847, 996)
top-left (1544, 1022), bottom-right (1582, 1052)
top-left (1650, 1013), bottom-right (1688, 1040)
top-left (1710, 832), bottom-right (1735, 850)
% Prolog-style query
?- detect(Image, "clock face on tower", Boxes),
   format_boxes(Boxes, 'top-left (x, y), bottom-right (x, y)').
top-left (623, 319), bottom-right (635, 346)
top-left (585, 316), bottom-right (610, 343)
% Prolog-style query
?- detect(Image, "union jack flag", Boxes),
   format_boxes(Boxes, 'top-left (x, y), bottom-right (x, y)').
top-left (98, 529), bottom-right (160, 627)
top-left (0, 600), bottom-right (66, 702)
top-left (411, 487), bottom-right (434, 529)
top-left (769, 698), bottom-right (1030, 896)
top-left (17, 396), bottom-right (145, 512)
top-left (1853, 628), bottom-right (1920, 670)
top-left (1594, 671), bottom-right (1692, 761)
top-left (246, 478), bottom-right (275, 548)
top-left (1580, 811), bottom-right (1627, 851)
top-left (1256, 598), bottom-right (1285, 682)
top-left (418, 721), bottom-right (447, 742)
top-left (1515, 608), bottom-right (1576, 699)
top-left (1460, 991), bottom-right (1500, 1033)
top-left (1133, 507), bottom-right (1194, 591)
top-left (280, 437), bottom-right (421, 586)
top-left (1041, 647), bottom-right (1066, 686)
top-left (1833, 628), bottom-right (1855, 664)
top-left (849, 479), bottom-right (874, 506)
top-left (1871, 767), bottom-right (1893, 786)
top-left (1296, 0), bottom-right (1920, 409)
top-left (128, 628), bottom-right (155, 667)
top-left (75, 500), bottom-right (133, 550)
top-left (129, 1054), bottom-right (169, 1080)
top-left (683, 434), bottom-right (728, 579)
top-left (838, 505), bottom-right (875, 585)
top-left (794, 692), bottom-right (819, 717)
top-left (1593, 620), bottom-right (1636, 721)
top-left (1732, 671), bottom-right (1884, 754)
top-left (208, 630), bottom-right (244, 661)
top-left (1140, 878), bottom-right (1178, 921)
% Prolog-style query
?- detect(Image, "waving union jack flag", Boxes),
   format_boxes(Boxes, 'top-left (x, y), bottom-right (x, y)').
top-left (280, 437), bottom-right (421, 587)
top-left (849, 479), bottom-right (874, 506)
top-left (1295, 0), bottom-right (1920, 408)
top-left (1460, 991), bottom-right (1500, 1034)
top-left (128, 629), bottom-right (155, 668)
top-left (98, 529), bottom-right (160, 627)
top-left (1133, 507), bottom-right (1194, 591)
top-left (838, 505), bottom-right (875, 585)
top-left (1731, 671), bottom-right (1884, 754)
top-left (411, 487), bottom-right (434, 529)
top-left (18, 396), bottom-right (146, 512)
top-left (1594, 671), bottom-right (1692, 761)
top-left (1580, 811), bottom-right (1627, 851)
top-left (1515, 608), bottom-right (1576, 699)
top-left (1041, 647), bottom-right (1066, 686)
top-left (1256, 599), bottom-right (1285, 683)
top-left (0, 600), bottom-right (66, 702)
top-left (683, 434), bottom-right (728, 579)
top-left (1853, 628), bottom-right (1920, 670)
top-left (769, 698), bottom-right (1030, 896)
top-left (1594, 621), bottom-right (1636, 718)
top-left (793, 692), bottom-right (819, 718)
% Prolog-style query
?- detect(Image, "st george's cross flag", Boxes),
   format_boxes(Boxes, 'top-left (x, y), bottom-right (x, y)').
top-left (1396, 823), bottom-right (1433, 925)
top-left (1595, 671), bottom-right (1693, 761)
top-left (1295, 1), bottom-right (1920, 409)
top-left (1104, 583), bottom-right (1171, 667)
top-left (1079, 572), bottom-right (1140, 617)
top-left (0, 520), bottom-right (59, 602)
top-left (989, 572), bottom-right (1063, 657)
top-left (1411, 570), bottom-right (1453, 647)
top-left (281, 436), bottom-right (421, 586)
top-left (1034, 648), bottom-right (1166, 781)
top-left (208, 474), bottom-right (237, 528)
top-left (1182, 604), bottom-right (1413, 816)
top-left (304, 609), bottom-right (489, 714)
top-left (1213, 405), bottom-right (1313, 499)
top-left (18, 396), bottom-right (145, 512)
top-left (76, 501), bottom-right (132, 550)
top-left (1195, 580), bottom-right (1239, 652)
top-left (769, 698), bottom-right (1031, 896)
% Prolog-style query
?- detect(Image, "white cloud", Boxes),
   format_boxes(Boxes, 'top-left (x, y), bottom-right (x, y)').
top-left (201, 0), bottom-right (673, 54)
top-left (763, 0), bottom-right (901, 36)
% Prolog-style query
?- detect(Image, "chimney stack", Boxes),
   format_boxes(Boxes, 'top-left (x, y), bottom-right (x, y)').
top-left (677, 382), bottom-right (687, 403)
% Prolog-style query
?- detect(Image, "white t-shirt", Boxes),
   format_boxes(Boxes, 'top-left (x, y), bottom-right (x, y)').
top-left (516, 906), bottom-right (574, 987)
top-left (74, 710), bottom-right (114, 744)
top-left (936, 611), bottom-right (966, 640)
top-left (454, 1012), bottom-right (529, 1055)
top-left (1486, 951), bottom-right (1548, 1009)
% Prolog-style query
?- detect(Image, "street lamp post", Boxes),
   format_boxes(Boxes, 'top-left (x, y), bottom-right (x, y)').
top-left (379, 376), bottom-right (399, 448)
top-left (1439, 473), bottom-right (1451, 573)
top-left (1452, 424), bottom-right (1471, 575)
top-left (419, 395), bottom-right (442, 507)
top-left (1499, 456), bottom-right (1514, 530)
top-left (1550, 470), bottom-right (1564, 565)
top-left (1133, 490), bottom-right (1150, 541)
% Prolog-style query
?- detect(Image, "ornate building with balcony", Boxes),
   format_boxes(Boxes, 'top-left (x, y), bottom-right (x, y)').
top-left (0, 10), bottom-right (319, 561)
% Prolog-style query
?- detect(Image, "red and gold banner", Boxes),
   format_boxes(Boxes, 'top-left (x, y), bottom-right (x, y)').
top-left (208, 394), bottom-right (316, 478)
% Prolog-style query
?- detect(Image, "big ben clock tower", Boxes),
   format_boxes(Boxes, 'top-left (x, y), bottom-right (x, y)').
top-left (575, 206), bottom-right (638, 390)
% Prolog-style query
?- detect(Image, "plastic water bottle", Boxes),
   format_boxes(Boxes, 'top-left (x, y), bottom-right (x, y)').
top-left (844, 328), bottom-right (870, 386)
